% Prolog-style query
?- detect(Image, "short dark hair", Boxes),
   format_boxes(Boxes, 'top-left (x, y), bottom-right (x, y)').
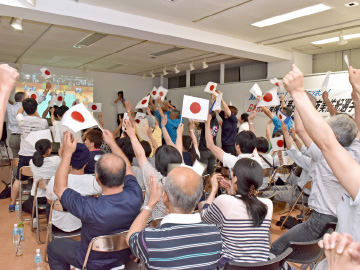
top-left (85, 129), bottom-right (103, 148)
top-left (233, 158), bottom-right (267, 227)
top-left (15, 92), bottom-right (25, 102)
top-left (236, 131), bottom-right (257, 154)
top-left (140, 140), bottom-right (152, 157)
top-left (22, 98), bottom-right (38, 115)
top-left (33, 139), bottom-right (52, 167)
top-left (256, 137), bottom-right (269, 153)
top-left (240, 113), bottom-right (249, 122)
top-left (57, 106), bottom-right (69, 117)
top-left (229, 106), bottom-right (238, 116)
top-left (171, 109), bottom-right (180, 119)
top-left (116, 136), bottom-right (135, 163)
top-left (95, 154), bottom-right (126, 187)
top-left (282, 107), bottom-right (293, 117)
top-left (117, 91), bottom-right (124, 98)
top-left (155, 145), bottom-right (182, 176)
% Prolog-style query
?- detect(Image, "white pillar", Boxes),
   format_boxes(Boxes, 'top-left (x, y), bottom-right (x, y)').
top-left (220, 63), bottom-right (225, 84)
top-left (160, 74), bottom-right (164, 87)
top-left (186, 70), bottom-right (191, 88)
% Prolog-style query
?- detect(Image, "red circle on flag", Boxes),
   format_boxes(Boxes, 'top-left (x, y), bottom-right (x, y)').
top-left (91, 105), bottom-right (97, 110)
top-left (152, 91), bottom-right (157, 95)
top-left (31, 94), bottom-right (37, 100)
top-left (141, 99), bottom-right (147, 104)
top-left (279, 114), bottom-right (282, 120)
top-left (57, 96), bottom-right (63, 101)
top-left (190, 102), bottom-right (201, 114)
top-left (277, 140), bottom-right (284, 148)
top-left (44, 70), bottom-right (50, 75)
top-left (159, 92), bottom-right (164, 97)
top-left (135, 119), bottom-right (140, 124)
top-left (275, 82), bottom-right (279, 86)
top-left (263, 93), bottom-right (273, 102)
top-left (71, 111), bottom-right (85, 123)
top-left (210, 85), bottom-right (215, 91)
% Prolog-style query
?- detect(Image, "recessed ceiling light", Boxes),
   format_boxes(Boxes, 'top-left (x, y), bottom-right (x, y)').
top-left (73, 45), bottom-right (81, 48)
top-left (312, 32), bottom-right (360, 45)
top-left (10, 18), bottom-right (23, 30)
top-left (251, 4), bottom-right (332, 28)
top-left (345, 2), bottom-right (359, 7)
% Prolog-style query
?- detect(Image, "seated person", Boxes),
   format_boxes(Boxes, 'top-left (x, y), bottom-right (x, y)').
top-left (47, 130), bottom-right (143, 270)
top-left (256, 137), bottom-right (274, 190)
top-left (127, 167), bottom-right (222, 270)
top-left (23, 139), bottom-right (61, 215)
top-left (46, 143), bottom-right (101, 232)
top-left (200, 158), bottom-right (273, 268)
top-left (238, 113), bottom-right (250, 133)
top-left (83, 128), bottom-right (104, 174)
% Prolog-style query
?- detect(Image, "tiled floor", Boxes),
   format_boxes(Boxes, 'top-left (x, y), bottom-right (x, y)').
top-left (0, 165), bottom-right (300, 270)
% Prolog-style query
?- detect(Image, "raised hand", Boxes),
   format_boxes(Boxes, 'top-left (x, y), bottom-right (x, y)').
top-left (322, 91), bottom-right (329, 101)
top-left (283, 64), bottom-right (304, 95)
top-left (280, 120), bottom-right (288, 134)
top-left (62, 131), bottom-right (78, 155)
top-left (177, 123), bottom-right (184, 135)
top-left (0, 64), bottom-right (19, 95)
top-left (249, 111), bottom-right (256, 121)
top-left (349, 66), bottom-right (360, 94)
top-left (45, 82), bottom-right (52, 90)
top-left (125, 100), bottom-right (133, 112)
top-left (161, 115), bottom-right (168, 127)
top-left (147, 174), bottom-right (162, 207)
top-left (124, 119), bottom-right (136, 137)
top-left (188, 120), bottom-right (195, 131)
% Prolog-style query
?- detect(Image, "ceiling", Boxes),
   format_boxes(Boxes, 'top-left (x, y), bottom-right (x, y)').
top-left (0, 0), bottom-right (359, 76)
top-left (81, 0), bottom-right (360, 54)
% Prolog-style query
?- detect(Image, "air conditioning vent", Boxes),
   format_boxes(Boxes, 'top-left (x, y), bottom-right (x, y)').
top-left (149, 47), bottom-right (184, 58)
top-left (74, 32), bottom-right (107, 47)
top-left (104, 64), bottom-right (126, 70)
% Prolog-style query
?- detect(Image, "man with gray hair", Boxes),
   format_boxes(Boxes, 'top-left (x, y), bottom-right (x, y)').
top-left (271, 95), bottom-right (360, 256)
top-left (126, 167), bottom-right (222, 270)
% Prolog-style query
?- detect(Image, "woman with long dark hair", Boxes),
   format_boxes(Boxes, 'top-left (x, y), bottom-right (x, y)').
top-left (201, 158), bottom-right (273, 268)
top-left (23, 139), bottom-right (61, 216)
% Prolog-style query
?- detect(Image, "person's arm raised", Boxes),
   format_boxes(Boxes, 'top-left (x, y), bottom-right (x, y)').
top-left (220, 92), bottom-right (232, 117)
top-left (322, 91), bottom-right (339, 116)
top-left (147, 127), bottom-right (158, 152)
top-left (103, 129), bottom-right (134, 175)
top-left (266, 119), bottom-right (272, 141)
top-left (188, 120), bottom-right (199, 153)
top-left (290, 126), bottom-right (303, 150)
top-left (54, 131), bottom-right (77, 199)
top-left (280, 120), bottom-right (292, 150)
top-left (248, 111), bottom-right (256, 134)
top-left (205, 113), bottom-right (225, 162)
top-left (42, 106), bottom-right (50, 119)
top-left (125, 101), bottom-right (135, 124)
top-left (123, 120), bottom-right (148, 168)
top-left (294, 109), bottom-right (312, 148)
top-left (113, 115), bottom-right (122, 138)
top-left (155, 97), bottom-right (164, 118)
top-left (161, 115), bottom-right (175, 147)
top-left (283, 64), bottom-right (360, 200)
top-left (257, 95), bottom-right (275, 120)
top-left (49, 107), bottom-right (56, 124)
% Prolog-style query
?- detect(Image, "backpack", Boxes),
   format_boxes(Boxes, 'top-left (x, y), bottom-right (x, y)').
top-left (0, 180), bottom-right (11, 199)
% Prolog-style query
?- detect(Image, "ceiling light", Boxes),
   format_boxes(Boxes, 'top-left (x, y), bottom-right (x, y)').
top-left (10, 18), bottom-right (23, 30)
top-left (151, 71), bottom-right (155, 78)
top-left (142, 73), bottom-right (146, 79)
top-left (189, 62), bottom-right (195, 71)
top-left (312, 32), bottom-right (360, 45)
top-left (251, 4), bottom-right (331, 28)
top-left (73, 45), bottom-right (81, 49)
top-left (202, 59), bottom-right (208, 69)
top-left (338, 31), bottom-right (348, 45)
top-left (26, 0), bottom-right (36, 6)
top-left (174, 65), bottom-right (180, 74)
top-left (163, 67), bottom-right (168, 76)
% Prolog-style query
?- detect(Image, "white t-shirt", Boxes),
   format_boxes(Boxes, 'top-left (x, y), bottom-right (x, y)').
top-left (238, 122), bottom-right (249, 133)
top-left (52, 120), bottom-right (82, 146)
top-left (258, 153), bottom-right (274, 190)
top-left (222, 152), bottom-right (262, 169)
top-left (46, 174), bottom-right (102, 232)
top-left (29, 156), bottom-right (62, 196)
top-left (16, 114), bottom-right (48, 156)
top-left (115, 100), bottom-right (126, 114)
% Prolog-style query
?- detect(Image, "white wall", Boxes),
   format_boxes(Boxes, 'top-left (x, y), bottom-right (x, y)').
top-left (313, 48), bottom-right (360, 73)
top-left (5, 63), bottom-right (155, 132)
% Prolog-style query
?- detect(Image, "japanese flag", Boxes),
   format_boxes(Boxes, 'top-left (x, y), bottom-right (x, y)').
top-left (151, 86), bottom-right (168, 101)
top-left (135, 95), bottom-right (150, 109)
top-left (61, 103), bottom-right (100, 132)
top-left (270, 78), bottom-right (286, 92)
top-left (249, 83), bottom-right (262, 98)
top-left (271, 136), bottom-right (285, 151)
top-left (54, 93), bottom-right (64, 106)
top-left (122, 113), bottom-right (130, 131)
top-left (72, 99), bottom-right (80, 106)
top-left (182, 95), bottom-right (209, 121)
top-left (88, 103), bottom-right (102, 112)
top-left (204, 82), bottom-right (218, 96)
top-left (40, 67), bottom-right (52, 80)
top-left (28, 91), bottom-right (39, 103)
top-left (134, 112), bottom-right (146, 124)
top-left (211, 93), bottom-right (223, 111)
top-left (277, 110), bottom-right (291, 124)
top-left (150, 87), bottom-right (158, 100)
top-left (257, 88), bottom-right (280, 107)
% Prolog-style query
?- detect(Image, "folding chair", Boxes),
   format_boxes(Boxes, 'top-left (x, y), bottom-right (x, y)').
top-left (82, 230), bottom-right (129, 270)
top-left (31, 179), bottom-right (49, 243)
top-left (286, 239), bottom-right (323, 270)
top-left (280, 181), bottom-right (312, 230)
top-left (10, 158), bottom-right (19, 193)
top-left (44, 199), bottom-right (82, 261)
top-left (223, 247), bottom-right (293, 270)
top-left (19, 166), bottom-right (33, 221)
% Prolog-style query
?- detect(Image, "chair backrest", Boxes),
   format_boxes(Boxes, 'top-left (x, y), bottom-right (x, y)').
top-left (82, 231), bottom-right (129, 270)
top-left (223, 247), bottom-right (293, 270)
top-left (275, 165), bottom-right (292, 175)
top-left (287, 239), bottom-right (323, 264)
top-left (19, 166), bottom-right (33, 178)
top-left (263, 168), bottom-right (274, 178)
top-left (12, 158), bottom-right (19, 168)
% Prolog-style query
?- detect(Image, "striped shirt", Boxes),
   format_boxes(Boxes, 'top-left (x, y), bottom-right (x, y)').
top-left (201, 195), bottom-right (273, 267)
top-left (129, 213), bottom-right (222, 270)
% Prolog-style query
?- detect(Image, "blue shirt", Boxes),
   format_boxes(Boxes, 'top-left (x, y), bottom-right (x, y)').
top-left (61, 174), bottom-right (142, 270)
top-left (155, 110), bottom-right (181, 144)
top-left (272, 115), bottom-right (293, 135)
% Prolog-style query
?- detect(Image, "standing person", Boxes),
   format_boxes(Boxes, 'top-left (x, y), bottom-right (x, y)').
top-left (238, 113), bottom-right (250, 133)
top-left (9, 98), bottom-right (48, 212)
top-left (7, 92), bottom-right (25, 158)
top-left (114, 91), bottom-right (126, 126)
top-left (83, 128), bottom-right (104, 174)
top-left (199, 111), bottom-right (219, 174)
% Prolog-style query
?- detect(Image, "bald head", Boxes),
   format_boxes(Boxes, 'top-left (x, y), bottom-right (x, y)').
top-left (95, 153), bottom-right (126, 187)
top-left (164, 167), bottom-right (203, 213)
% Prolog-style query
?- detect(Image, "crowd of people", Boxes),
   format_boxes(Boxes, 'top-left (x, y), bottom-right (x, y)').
top-left (1, 62), bottom-right (360, 269)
